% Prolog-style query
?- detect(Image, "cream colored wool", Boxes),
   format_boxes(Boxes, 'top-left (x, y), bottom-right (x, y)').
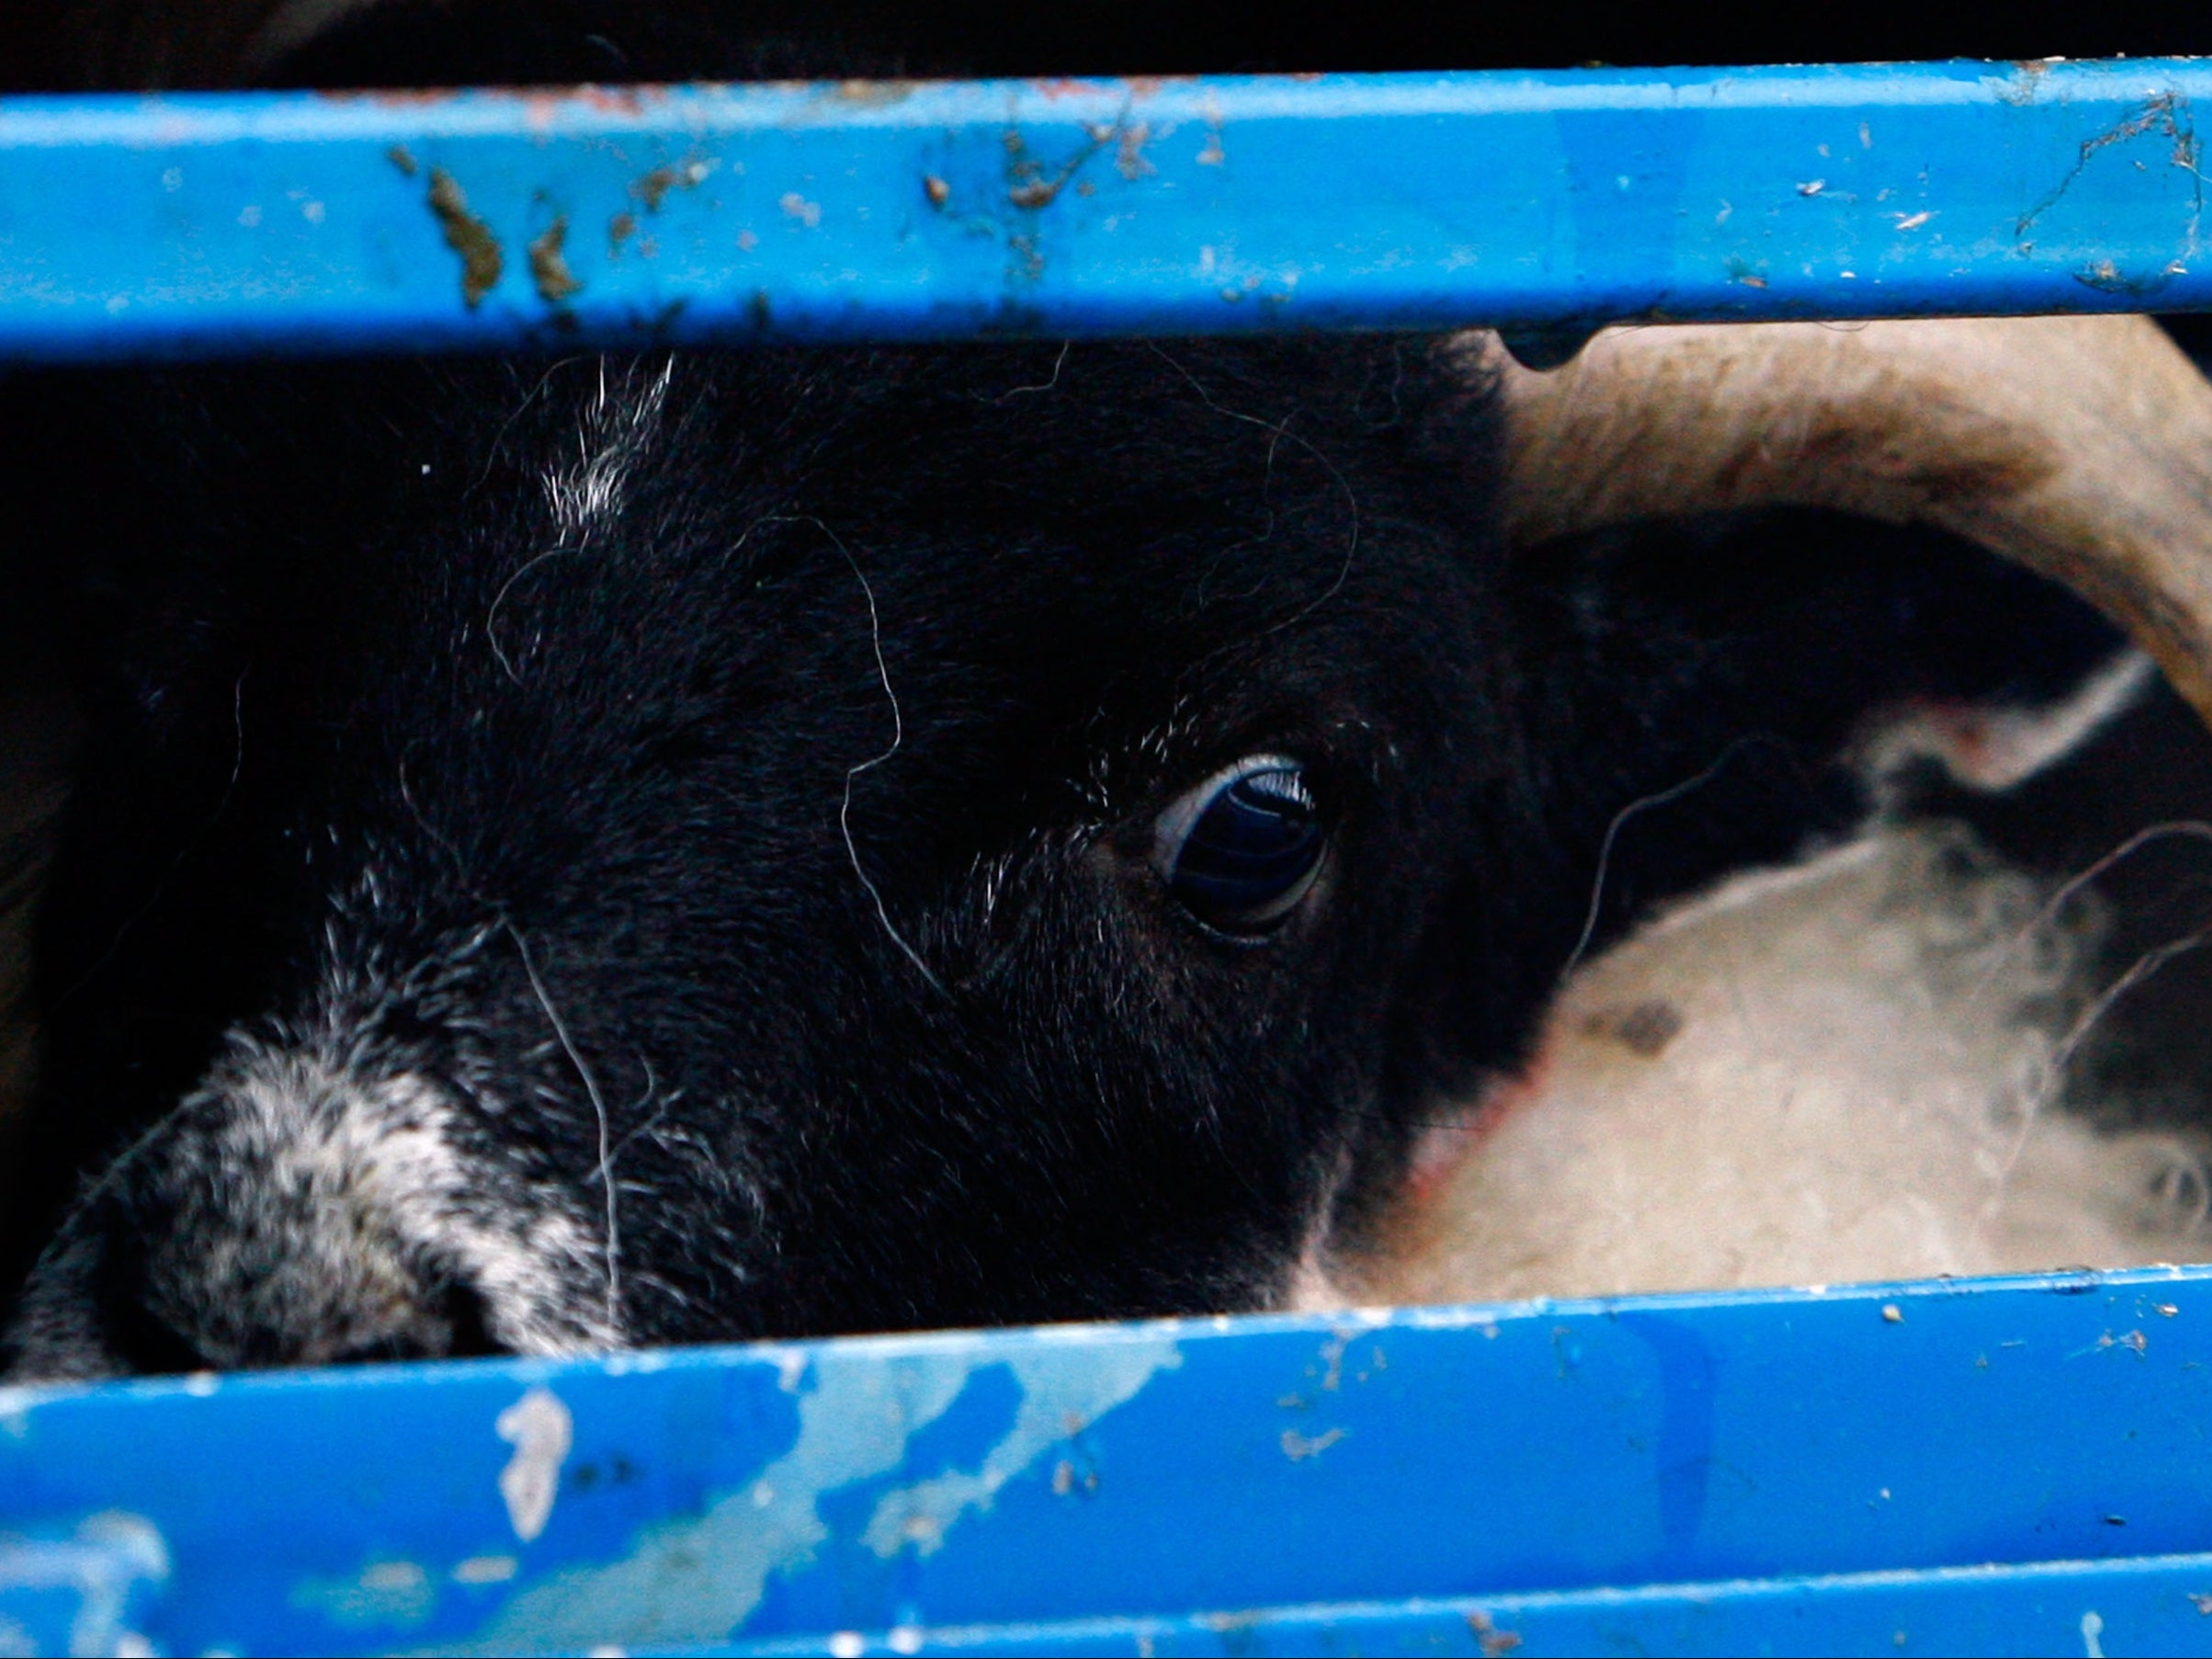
top-left (1332, 824), bottom-right (2212, 1306)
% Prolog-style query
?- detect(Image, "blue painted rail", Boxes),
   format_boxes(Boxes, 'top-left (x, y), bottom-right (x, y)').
top-left (6, 60), bottom-right (2212, 1656)
top-left (6, 1269), bottom-right (2212, 1655)
top-left (2, 59), bottom-right (2212, 360)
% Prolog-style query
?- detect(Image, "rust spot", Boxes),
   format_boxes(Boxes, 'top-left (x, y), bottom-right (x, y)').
top-left (576, 85), bottom-right (649, 114)
top-left (386, 145), bottom-right (419, 178)
top-left (608, 210), bottom-right (637, 251)
top-left (923, 174), bottom-right (951, 208)
top-left (1005, 124), bottom-right (1115, 211)
top-left (527, 216), bottom-right (583, 304)
top-left (1580, 999), bottom-right (1683, 1058)
top-left (1467, 1612), bottom-right (1524, 1658)
top-left (425, 168), bottom-right (503, 309)
top-left (635, 166), bottom-right (680, 212)
top-left (1117, 123), bottom-right (1155, 180)
top-left (317, 85), bottom-right (463, 106)
top-left (834, 78), bottom-right (913, 105)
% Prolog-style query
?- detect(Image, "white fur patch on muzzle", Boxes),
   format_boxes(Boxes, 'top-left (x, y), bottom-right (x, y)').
top-left (6, 1034), bottom-right (618, 1378)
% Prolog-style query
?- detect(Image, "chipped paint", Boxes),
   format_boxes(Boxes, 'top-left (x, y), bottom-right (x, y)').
top-left (0, 1514), bottom-right (169, 1658)
top-left (1117, 122), bottom-right (1157, 180)
top-left (856, 1342), bottom-right (1177, 1557)
top-left (1281, 1426), bottom-right (1346, 1460)
top-left (425, 167), bottom-right (503, 308)
top-left (454, 1335), bottom-right (1178, 1652)
top-left (0, 1386), bottom-right (55, 1438)
top-left (495, 1387), bottom-right (573, 1544)
top-left (527, 216), bottom-right (583, 304)
top-left (1469, 1608), bottom-right (1525, 1656)
top-left (1003, 121), bottom-right (1116, 211)
top-left (295, 1557), bottom-right (437, 1630)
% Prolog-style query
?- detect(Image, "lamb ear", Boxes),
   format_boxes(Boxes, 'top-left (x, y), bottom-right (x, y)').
top-left (1479, 315), bottom-right (2212, 729)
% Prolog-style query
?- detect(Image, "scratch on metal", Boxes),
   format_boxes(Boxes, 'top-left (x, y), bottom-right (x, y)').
top-left (2014, 90), bottom-right (2205, 261)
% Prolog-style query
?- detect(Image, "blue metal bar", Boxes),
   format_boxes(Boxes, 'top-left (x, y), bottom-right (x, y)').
top-left (5, 1267), bottom-right (2211, 1654)
top-left (2, 59), bottom-right (2211, 360)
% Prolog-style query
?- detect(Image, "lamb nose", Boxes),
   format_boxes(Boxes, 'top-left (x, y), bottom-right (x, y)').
top-left (88, 1208), bottom-right (511, 1373)
top-left (107, 1261), bottom-right (508, 1373)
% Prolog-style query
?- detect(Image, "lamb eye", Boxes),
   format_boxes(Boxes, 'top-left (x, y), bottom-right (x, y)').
top-left (1154, 756), bottom-right (1325, 935)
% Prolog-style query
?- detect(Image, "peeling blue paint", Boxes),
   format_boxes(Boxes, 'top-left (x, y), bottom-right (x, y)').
top-left (448, 1332), bottom-right (1180, 1653)
top-left (0, 1513), bottom-right (167, 1657)
top-left (5, 1274), bottom-right (2212, 1653)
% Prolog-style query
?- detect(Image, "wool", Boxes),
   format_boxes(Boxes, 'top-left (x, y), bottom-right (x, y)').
top-left (1332, 824), bottom-right (2211, 1305)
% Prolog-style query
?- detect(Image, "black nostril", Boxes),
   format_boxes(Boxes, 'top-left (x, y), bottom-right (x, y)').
top-left (437, 1280), bottom-right (504, 1359)
top-left (323, 1278), bottom-right (505, 1367)
top-left (92, 1215), bottom-right (213, 1377)
top-left (102, 1282), bottom-right (217, 1377)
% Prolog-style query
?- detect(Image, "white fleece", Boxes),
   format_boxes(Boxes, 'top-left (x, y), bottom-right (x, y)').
top-left (1331, 824), bottom-right (2212, 1305)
